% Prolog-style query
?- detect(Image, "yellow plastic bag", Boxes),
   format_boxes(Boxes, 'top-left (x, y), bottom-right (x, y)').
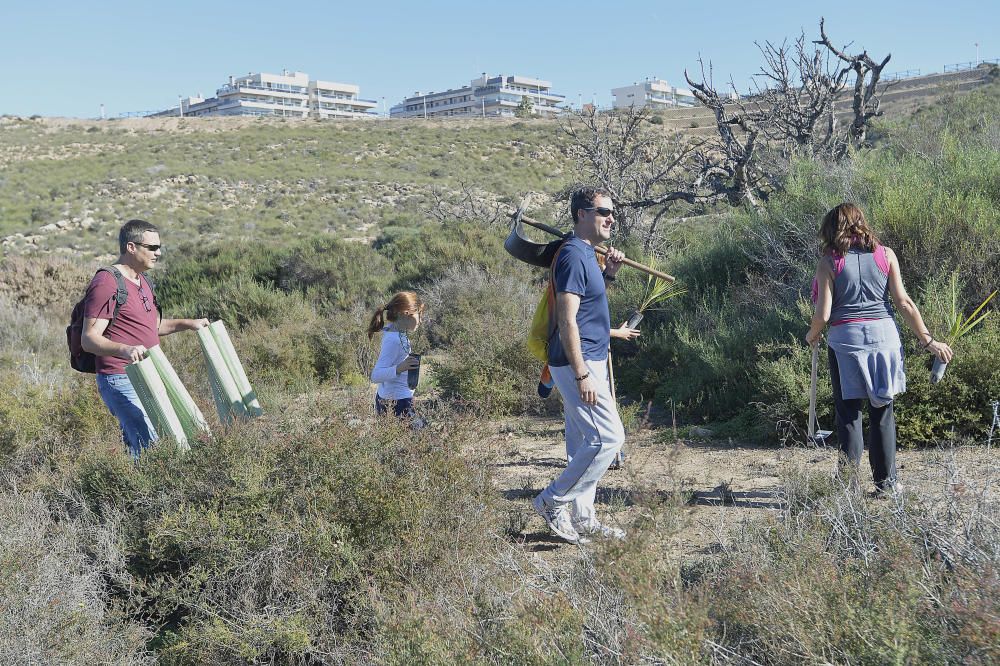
top-left (527, 289), bottom-right (551, 363)
top-left (527, 240), bottom-right (569, 363)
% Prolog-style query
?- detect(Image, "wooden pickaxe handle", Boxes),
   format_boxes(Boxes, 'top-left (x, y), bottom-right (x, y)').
top-left (516, 213), bottom-right (676, 283)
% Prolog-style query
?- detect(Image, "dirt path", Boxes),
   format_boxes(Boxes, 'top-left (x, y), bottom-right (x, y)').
top-left (490, 416), bottom-right (1000, 560)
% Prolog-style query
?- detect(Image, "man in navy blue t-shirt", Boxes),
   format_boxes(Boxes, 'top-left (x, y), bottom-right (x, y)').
top-left (532, 186), bottom-right (630, 544)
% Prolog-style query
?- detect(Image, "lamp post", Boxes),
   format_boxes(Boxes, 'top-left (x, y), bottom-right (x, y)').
top-left (975, 42), bottom-right (980, 66)
top-left (423, 94), bottom-right (427, 119)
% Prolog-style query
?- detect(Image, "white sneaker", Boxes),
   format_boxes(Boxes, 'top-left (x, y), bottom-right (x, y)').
top-left (573, 518), bottom-right (626, 541)
top-left (532, 495), bottom-right (582, 544)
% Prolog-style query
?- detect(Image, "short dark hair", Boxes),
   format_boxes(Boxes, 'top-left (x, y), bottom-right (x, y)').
top-left (118, 219), bottom-right (159, 254)
top-left (570, 186), bottom-right (612, 225)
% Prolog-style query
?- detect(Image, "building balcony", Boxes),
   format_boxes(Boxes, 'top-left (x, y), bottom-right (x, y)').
top-left (315, 93), bottom-right (377, 108)
top-left (646, 95), bottom-right (697, 106)
top-left (217, 83), bottom-right (309, 98)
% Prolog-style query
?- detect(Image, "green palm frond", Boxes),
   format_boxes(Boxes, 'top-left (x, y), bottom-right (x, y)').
top-left (638, 257), bottom-right (686, 312)
top-left (944, 271), bottom-right (997, 342)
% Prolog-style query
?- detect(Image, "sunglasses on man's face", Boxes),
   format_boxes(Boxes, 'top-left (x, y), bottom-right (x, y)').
top-left (582, 206), bottom-right (615, 217)
top-left (134, 242), bottom-right (162, 252)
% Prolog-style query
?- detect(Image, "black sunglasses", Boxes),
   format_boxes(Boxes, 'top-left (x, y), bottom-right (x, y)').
top-left (582, 206), bottom-right (615, 217)
top-left (133, 242), bottom-right (162, 252)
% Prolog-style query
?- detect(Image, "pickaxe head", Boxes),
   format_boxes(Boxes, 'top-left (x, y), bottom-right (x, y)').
top-left (504, 197), bottom-right (562, 268)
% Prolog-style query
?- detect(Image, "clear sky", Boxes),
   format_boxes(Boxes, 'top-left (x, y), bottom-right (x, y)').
top-left (1, 0), bottom-right (994, 118)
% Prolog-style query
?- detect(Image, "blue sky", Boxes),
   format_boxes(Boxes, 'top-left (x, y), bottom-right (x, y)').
top-left (1, 0), bottom-right (994, 118)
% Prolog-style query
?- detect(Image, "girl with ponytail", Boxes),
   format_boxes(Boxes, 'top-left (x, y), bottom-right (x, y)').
top-left (368, 291), bottom-right (426, 420)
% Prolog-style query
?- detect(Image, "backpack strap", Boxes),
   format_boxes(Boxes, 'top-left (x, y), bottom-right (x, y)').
top-left (545, 240), bottom-right (571, 344)
top-left (100, 266), bottom-right (129, 331)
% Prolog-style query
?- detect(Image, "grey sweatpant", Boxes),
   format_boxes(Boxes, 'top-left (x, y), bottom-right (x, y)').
top-left (540, 359), bottom-right (625, 523)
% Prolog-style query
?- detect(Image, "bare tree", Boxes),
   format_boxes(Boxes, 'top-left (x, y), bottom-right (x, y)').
top-left (683, 18), bottom-right (892, 203)
top-left (683, 59), bottom-right (777, 209)
top-left (562, 105), bottom-right (736, 251)
top-left (748, 34), bottom-right (851, 157)
top-left (425, 181), bottom-right (508, 228)
top-left (814, 17), bottom-right (892, 151)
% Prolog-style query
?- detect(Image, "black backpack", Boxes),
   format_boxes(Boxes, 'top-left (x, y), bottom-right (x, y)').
top-left (66, 267), bottom-right (158, 373)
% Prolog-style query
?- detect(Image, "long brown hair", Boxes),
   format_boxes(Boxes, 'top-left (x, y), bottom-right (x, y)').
top-left (819, 203), bottom-right (880, 256)
top-left (366, 291), bottom-right (425, 340)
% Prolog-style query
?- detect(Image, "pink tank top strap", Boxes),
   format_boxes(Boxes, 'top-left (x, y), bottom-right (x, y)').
top-left (873, 244), bottom-right (889, 275)
top-left (831, 251), bottom-right (846, 277)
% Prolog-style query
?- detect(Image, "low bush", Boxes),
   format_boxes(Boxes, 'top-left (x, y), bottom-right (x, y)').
top-left (6, 393), bottom-right (509, 663)
top-left (422, 263), bottom-right (559, 416)
top-left (373, 221), bottom-right (524, 291)
top-left (694, 460), bottom-right (1000, 664)
top-left (0, 492), bottom-right (151, 664)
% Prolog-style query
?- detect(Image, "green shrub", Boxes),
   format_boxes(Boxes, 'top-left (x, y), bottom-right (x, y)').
top-left (422, 264), bottom-right (558, 416)
top-left (48, 394), bottom-right (506, 663)
top-left (0, 370), bottom-right (119, 460)
top-left (374, 222), bottom-right (524, 290)
top-left (693, 463), bottom-right (1000, 664)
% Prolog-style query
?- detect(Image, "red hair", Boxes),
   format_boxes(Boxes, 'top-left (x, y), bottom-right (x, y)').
top-left (366, 291), bottom-right (424, 340)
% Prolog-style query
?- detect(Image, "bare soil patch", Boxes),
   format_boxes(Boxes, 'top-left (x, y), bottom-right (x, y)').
top-left (491, 415), bottom-right (1000, 561)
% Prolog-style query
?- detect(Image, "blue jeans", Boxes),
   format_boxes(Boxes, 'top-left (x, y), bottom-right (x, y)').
top-left (96, 373), bottom-right (157, 458)
top-left (375, 395), bottom-right (415, 418)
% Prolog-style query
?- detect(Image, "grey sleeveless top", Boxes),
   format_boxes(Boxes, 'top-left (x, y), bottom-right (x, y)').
top-left (829, 248), bottom-right (894, 325)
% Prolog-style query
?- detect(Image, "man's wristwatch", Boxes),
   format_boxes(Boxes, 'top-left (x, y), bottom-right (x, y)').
top-left (575, 372), bottom-right (590, 382)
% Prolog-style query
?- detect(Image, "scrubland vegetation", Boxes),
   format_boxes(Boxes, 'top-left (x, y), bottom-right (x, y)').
top-left (0, 79), bottom-right (998, 663)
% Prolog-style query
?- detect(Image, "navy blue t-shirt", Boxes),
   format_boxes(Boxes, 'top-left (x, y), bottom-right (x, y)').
top-left (547, 236), bottom-right (611, 367)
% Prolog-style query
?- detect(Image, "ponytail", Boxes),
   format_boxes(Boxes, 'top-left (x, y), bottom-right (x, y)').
top-left (367, 291), bottom-right (424, 339)
top-left (366, 305), bottom-right (387, 340)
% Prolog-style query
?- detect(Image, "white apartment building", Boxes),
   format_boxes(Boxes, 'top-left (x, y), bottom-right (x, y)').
top-left (155, 70), bottom-right (377, 119)
top-left (390, 73), bottom-right (565, 119)
top-left (611, 78), bottom-right (697, 110)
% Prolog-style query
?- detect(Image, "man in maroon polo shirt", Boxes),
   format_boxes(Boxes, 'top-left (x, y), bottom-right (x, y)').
top-left (82, 219), bottom-right (208, 457)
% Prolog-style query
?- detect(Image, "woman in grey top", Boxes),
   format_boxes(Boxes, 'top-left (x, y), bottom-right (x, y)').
top-left (805, 203), bottom-right (953, 492)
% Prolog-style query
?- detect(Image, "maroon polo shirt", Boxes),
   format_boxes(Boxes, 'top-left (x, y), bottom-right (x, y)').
top-left (83, 270), bottom-right (160, 375)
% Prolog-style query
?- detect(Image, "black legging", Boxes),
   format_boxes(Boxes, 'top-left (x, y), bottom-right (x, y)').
top-left (828, 347), bottom-right (897, 489)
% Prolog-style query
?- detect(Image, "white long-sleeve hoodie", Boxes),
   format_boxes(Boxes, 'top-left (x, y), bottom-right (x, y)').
top-left (371, 326), bottom-right (413, 400)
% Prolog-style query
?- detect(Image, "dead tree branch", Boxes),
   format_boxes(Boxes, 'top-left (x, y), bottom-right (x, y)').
top-left (426, 182), bottom-right (507, 228)
top-left (563, 105), bottom-right (727, 251)
top-left (684, 19), bottom-right (892, 203)
top-left (815, 17), bottom-right (892, 152)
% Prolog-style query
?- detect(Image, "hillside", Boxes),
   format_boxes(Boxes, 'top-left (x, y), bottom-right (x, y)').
top-left (3, 65), bottom-right (995, 262)
top-left (0, 116), bottom-right (571, 260)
